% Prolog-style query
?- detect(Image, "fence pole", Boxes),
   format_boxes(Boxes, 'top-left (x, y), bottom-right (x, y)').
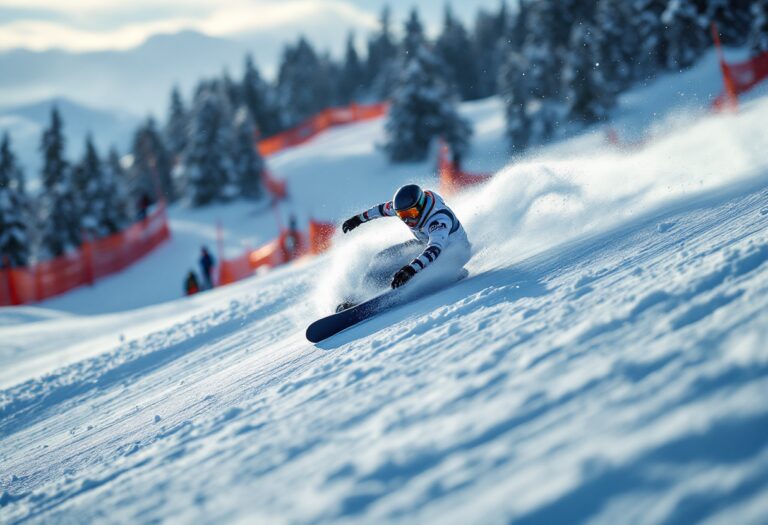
top-left (711, 22), bottom-right (738, 111)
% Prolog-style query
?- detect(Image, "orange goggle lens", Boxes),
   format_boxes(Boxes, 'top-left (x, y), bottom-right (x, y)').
top-left (396, 206), bottom-right (420, 220)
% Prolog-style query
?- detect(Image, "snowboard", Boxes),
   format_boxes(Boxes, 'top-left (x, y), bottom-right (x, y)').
top-left (306, 269), bottom-right (468, 343)
top-left (306, 291), bottom-right (398, 343)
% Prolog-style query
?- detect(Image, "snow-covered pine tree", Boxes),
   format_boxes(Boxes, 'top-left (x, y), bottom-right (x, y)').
top-left (629, 0), bottom-right (668, 82)
top-left (73, 137), bottom-right (129, 237)
top-left (2, 133), bottom-right (26, 196)
top-left (71, 135), bottom-right (103, 236)
top-left (401, 9), bottom-right (424, 61)
top-left (594, 0), bottom-right (634, 93)
top-left (498, 50), bottom-right (531, 154)
top-left (472, 1), bottom-right (509, 98)
top-left (521, 1), bottom-right (562, 143)
top-left (232, 107), bottom-right (264, 200)
top-left (129, 118), bottom-right (175, 204)
top-left (705, 0), bottom-right (753, 46)
top-left (183, 91), bottom-right (231, 206)
top-left (662, 0), bottom-right (708, 71)
top-left (365, 6), bottom-right (399, 99)
top-left (325, 53), bottom-right (344, 107)
top-left (0, 133), bottom-right (30, 267)
top-left (277, 37), bottom-right (335, 126)
top-left (241, 55), bottom-right (283, 138)
top-left (435, 4), bottom-right (480, 101)
top-left (339, 32), bottom-right (365, 104)
top-left (506, 0), bottom-right (530, 51)
top-left (544, 0), bottom-right (594, 53)
top-left (750, 0), bottom-right (768, 56)
top-left (563, 22), bottom-right (616, 124)
top-left (523, 1), bottom-right (561, 101)
top-left (164, 86), bottom-right (189, 162)
top-left (210, 79), bottom-right (240, 200)
top-left (222, 70), bottom-right (242, 109)
top-left (102, 147), bottom-right (131, 230)
top-left (384, 9), bottom-right (472, 163)
top-left (37, 107), bottom-right (81, 258)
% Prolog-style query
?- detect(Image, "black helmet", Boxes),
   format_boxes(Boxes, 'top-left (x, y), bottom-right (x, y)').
top-left (393, 184), bottom-right (426, 226)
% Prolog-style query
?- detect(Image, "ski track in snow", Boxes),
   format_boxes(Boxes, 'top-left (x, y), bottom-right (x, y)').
top-left (2, 53), bottom-right (768, 523)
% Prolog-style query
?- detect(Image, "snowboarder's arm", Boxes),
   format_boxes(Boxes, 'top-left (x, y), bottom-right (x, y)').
top-left (407, 216), bottom-right (451, 274)
top-left (342, 201), bottom-right (397, 233)
top-left (360, 201), bottom-right (397, 221)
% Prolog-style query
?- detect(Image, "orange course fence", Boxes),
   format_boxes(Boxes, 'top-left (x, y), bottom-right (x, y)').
top-left (257, 103), bottom-right (388, 158)
top-left (437, 140), bottom-right (493, 195)
top-left (256, 103), bottom-right (388, 201)
top-left (1, 203), bottom-right (170, 306)
top-left (218, 219), bottom-right (336, 286)
top-left (713, 51), bottom-right (768, 110)
top-left (711, 24), bottom-right (768, 111)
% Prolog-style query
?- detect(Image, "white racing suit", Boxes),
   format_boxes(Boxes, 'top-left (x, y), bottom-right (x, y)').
top-left (356, 190), bottom-right (471, 286)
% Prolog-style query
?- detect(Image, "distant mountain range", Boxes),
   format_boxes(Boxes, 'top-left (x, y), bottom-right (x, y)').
top-left (0, 98), bottom-right (141, 191)
top-left (0, 30), bottom-right (250, 118)
top-left (0, 30), bottom-right (255, 190)
top-left (0, 1), bottom-right (501, 118)
top-left (0, 18), bottom-right (385, 120)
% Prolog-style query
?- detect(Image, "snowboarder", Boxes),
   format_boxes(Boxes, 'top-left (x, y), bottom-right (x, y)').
top-left (199, 246), bottom-right (215, 290)
top-left (341, 183), bottom-right (471, 295)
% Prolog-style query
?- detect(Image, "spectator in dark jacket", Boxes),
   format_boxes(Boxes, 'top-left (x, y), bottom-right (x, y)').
top-left (138, 192), bottom-right (151, 220)
top-left (199, 246), bottom-right (215, 289)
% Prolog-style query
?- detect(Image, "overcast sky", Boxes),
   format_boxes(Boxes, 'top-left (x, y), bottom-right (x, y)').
top-left (0, 0), bottom-right (505, 53)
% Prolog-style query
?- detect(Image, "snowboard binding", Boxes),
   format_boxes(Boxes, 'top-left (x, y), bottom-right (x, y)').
top-left (335, 301), bottom-right (358, 313)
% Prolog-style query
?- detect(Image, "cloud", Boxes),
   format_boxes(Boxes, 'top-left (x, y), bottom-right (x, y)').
top-left (0, 0), bottom-right (377, 52)
top-left (201, 1), bottom-right (377, 36)
top-left (0, 18), bottom-right (197, 51)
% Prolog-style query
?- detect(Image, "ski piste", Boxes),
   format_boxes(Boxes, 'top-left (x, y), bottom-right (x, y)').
top-left (306, 269), bottom-right (469, 343)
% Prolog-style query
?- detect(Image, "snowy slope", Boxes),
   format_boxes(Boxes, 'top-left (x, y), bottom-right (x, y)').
top-left (1, 53), bottom-right (768, 524)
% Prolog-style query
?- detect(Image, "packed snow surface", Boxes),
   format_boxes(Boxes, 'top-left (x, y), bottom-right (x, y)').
top-left (1, 53), bottom-right (768, 523)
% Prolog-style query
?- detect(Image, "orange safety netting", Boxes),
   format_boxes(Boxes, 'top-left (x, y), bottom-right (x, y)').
top-left (437, 140), bottom-right (493, 195)
top-left (308, 220), bottom-right (335, 254)
top-left (217, 219), bottom-right (336, 286)
top-left (1, 203), bottom-right (170, 306)
top-left (257, 103), bottom-right (388, 157)
top-left (710, 23), bottom-right (768, 111)
top-left (713, 51), bottom-right (768, 110)
top-left (256, 103), bottom-right (388, 201)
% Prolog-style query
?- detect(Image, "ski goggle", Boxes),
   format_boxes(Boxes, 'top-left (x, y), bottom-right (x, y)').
top-left (396, 206), bottom-right (421, 220)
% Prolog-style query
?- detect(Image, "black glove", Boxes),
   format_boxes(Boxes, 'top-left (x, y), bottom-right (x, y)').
top-left (391, 265), bottom-right (416, 289)
top-left (342, 215), bottom-right (363, 234)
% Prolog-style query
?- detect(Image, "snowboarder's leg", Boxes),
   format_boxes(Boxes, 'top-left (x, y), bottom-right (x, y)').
top-left (335, 240), bottom-right (421, 311)
top-left (363, 240), bottom-right (422, 287)
top-left (406, 238), bottom-right (472, 292)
